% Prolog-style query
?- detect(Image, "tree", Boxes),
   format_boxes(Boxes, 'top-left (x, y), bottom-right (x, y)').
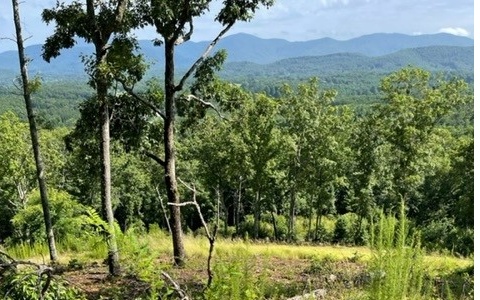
top-left (278, 78), bottom-right (353, 241)
top-left (351, 67), bottom-right (470, 214)
top-left (11, 0), bottom-right (58, 262)
top-left (42, 0), bottom-right (142, 275)
top-left (118, 0), bottom-right (274, 265)
top-left (0, 112), bottom-right (34, 241)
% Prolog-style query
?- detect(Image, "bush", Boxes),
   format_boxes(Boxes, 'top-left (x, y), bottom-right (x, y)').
top-left (332, 216), bottom-right (350, 244)
top-left (238, 215), bottom-right (274, 240)
top-left (309, 222), bottom-right (333, 243)
top-left (10, 188), bottom-right (93, 244)
top-left (332, 213), bottom-right (369, 245)
top-left (421, 218), bottom-right (474, 256)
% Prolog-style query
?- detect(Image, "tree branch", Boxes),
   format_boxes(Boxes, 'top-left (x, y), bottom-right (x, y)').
top-left (174, 178), bottom-right (218, 288)
top-left (143, 150), bottom-right (166, 167)
top-left (175, 22), bottom-right (234, 92)
top-left (174, 18), bottom-right (193, 45)
top-left (161, 271), bottom-right (190, 300)
top-left (183, 94), bottom-right (225, 119)
top-left (118, 79), bottom-right (167, 120)
top-left (0, 251), bottom-right (54, 299)
top-left (155, 185), bottom-right (172, 234)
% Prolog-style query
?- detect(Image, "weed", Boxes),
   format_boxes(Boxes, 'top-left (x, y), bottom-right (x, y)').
top-left (367, 203), bottom-right (427, 300)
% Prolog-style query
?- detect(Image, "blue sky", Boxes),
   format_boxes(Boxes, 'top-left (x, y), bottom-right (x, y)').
top-left (0, 0), bottom-right (475, 53)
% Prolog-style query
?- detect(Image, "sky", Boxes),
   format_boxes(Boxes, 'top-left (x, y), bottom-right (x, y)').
top-left (0, 0), bottom-right (475, 53)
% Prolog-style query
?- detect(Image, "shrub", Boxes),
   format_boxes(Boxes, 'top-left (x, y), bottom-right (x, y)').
top-left (10, 188), bottom-right (93, 244)
top-left (421, 218), bottom-right (474, 256)
top-left (238, 215), bottom-right (274, 240)
top-left (332, 213), bottom-right (369, 245)
top-left (332, 214), bottom-right (352, 244)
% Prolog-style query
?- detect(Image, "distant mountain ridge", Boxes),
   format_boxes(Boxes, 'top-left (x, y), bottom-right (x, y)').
top-left (220, 46), bottom-right (474, 78)
top-left (0, 32), bottom-right (474, 77)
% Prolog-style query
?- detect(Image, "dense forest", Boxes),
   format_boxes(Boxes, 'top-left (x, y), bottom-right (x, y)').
top-left (0, 0), bottom-right (474, 299)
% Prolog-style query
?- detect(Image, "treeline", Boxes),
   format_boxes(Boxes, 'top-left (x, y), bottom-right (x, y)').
top-left (0, 67), bottom-right (473, 256)
top-left (0, 68), bottom-right (472, 128)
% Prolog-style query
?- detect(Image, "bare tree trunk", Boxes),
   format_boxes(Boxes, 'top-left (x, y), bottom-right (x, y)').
top-left (164, 40), bottom-right (185, 266)
top-left (99, 100), bottom-right (120, 275)
top-left (314, 211), bottom-right (321, 241)
top-left (11, 0), bottom-right (57, 262)
top-left (270, 210), bottom-right (278, 241)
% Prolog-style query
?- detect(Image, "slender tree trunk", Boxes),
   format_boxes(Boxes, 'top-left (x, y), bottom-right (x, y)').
top-left (307, 199), bottom-right (313, 241)
top-left (235, 179), bottom-right (242, 235)
top-left (270, 210), bottom-right (278, 241)
top-left (164, 40), bottom-right (185, 266)
top-left (98, 98), bottom-right (120, 275)
top-left (253, 191), bottom-right (261, 239)
top-left (11, 0), bottom-right (57, 262)
top-left (288, 189), bottom-right (296, 241)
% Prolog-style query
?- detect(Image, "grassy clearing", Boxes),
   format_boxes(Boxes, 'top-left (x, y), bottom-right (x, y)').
top-left (4, 230), bottom-right (471, 274)
top-left (3, 229), bottom-right (473, 299)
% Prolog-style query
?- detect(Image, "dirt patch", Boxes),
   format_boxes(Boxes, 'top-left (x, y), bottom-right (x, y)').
top-left (61, 254), bottom-right (369, 299)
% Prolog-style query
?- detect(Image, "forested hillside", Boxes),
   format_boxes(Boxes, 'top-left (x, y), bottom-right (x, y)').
top-left (0, 1), bottom-right (474, 299)
top-left (0, 45), bottom-right (473, 126)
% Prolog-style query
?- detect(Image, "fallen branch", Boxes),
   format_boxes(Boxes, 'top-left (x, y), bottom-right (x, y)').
top-left (161, 271), bottom-right (190, 300)
top-left (0, 251), bottom-right (54, 300)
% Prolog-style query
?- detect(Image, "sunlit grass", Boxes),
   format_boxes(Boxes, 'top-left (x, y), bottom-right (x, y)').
top-left (4, 228), bottom-right (472, 276)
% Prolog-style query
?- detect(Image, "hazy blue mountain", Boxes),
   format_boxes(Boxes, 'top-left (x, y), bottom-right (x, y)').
top-left (220, 46), bottom-right (473, 79)
top-left (0, 32), bottom-right (473, 78)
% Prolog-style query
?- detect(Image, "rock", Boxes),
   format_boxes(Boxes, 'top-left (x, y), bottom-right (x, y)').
top-left (327, 274), bottom-right (337, 283)
top-left (286, 289), bottom-right (327, 300)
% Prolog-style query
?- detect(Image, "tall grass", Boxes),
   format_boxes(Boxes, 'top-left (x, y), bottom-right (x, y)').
top-left (367, 203), bottom-right (427, 300)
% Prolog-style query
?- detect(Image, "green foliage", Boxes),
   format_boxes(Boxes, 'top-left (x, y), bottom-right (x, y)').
top-left (331, 213), bottom-right (368, 245)
top-left (305, 256), bottom-right (335, 275)
top-left (0, 269), bottom-right (85, 300)
top-left (205, 257), bottom-right (266, 300)
top-left (117, 226), bottom-right (167, 299)
top-left (333, 216), bottom-right (351, 245)
top-left (0, 112), bottom-right (34, 239)
top-left (350, 67), bottom-right (471, 217)
top-left (367, 204), bottom-right (427, 300)
top-left (421, 219), bottom-right (474, 257)
top-left (10, 189), bottom-right (92, 244)
top-left (238, 215), bottom-right (274, 240)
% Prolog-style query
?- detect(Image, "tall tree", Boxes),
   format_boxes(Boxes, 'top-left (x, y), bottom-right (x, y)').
top-left (11, 0), bottom-right (58, 262)
top-left (278, 79), bottom-right (353, 241)
top-left (119, 0), bottom-right (274, 266)
top-left (41, 0), bottom-right (141, 275)
top-left (351, 67), bottom-right (470, 214)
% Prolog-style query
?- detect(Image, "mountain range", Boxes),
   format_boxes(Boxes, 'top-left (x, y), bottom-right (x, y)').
top-left (0, 32), bottom-right (474, 79)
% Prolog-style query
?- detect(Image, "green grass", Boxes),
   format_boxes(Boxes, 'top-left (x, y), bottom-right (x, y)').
top-left (4, 230), bottom-right (470, 274)
top-left (3, 228), bottom-right (473, 299)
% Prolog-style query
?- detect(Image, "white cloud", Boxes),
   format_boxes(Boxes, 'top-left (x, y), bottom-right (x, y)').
top-left (438, 27), bottom-right (470, 36)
